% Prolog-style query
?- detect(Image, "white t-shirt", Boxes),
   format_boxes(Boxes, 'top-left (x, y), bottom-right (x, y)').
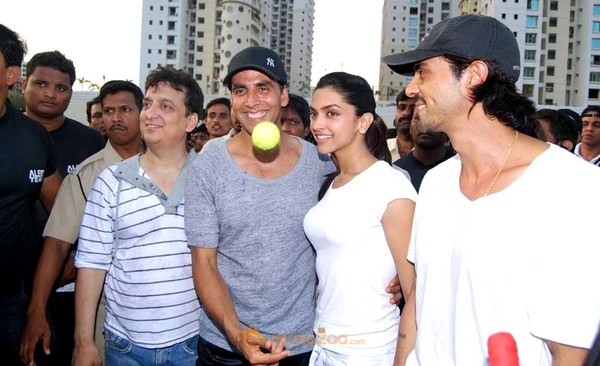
top-left (408, 144), bottom-right (600, 365)
top-left (304, 160), bottom-right (417, 356)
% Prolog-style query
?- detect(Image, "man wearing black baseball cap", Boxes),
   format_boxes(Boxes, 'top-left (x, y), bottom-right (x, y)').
top-left (383, 14), bottom-right (600, 366)
top-left (186, 46), bottom-right (330, 365)
top-left (575, 105), bottom-right (600, 166)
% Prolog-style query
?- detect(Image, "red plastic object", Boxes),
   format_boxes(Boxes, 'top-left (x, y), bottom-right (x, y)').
top-left (487, 332), bottom-right (519, 366)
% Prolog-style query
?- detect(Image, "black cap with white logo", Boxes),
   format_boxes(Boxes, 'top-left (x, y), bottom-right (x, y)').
top-left (223, 46), bottom-right (288, 90)
top-left (382, 14), bottom-right (521, 81)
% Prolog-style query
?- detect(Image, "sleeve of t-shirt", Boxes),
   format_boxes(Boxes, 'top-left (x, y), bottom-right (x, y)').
top-left (184, 154), bottom-right (220, 249)
top-left (43, 173), bottom-right (86, 243)
top-left (526, 200), bottom-right (600, 348)
top-left (75, 167), bottom-right (117, 271)
top-left (375, 164), bottom-right (417, 219)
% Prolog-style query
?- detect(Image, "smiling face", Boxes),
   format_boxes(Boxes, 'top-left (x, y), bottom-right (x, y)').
top-left (406, 56), bottom-right (467, 134)
top-left (22, 65), bottom-right (72, 122)
top-left (310, 86), bottom-right (370, 156)
top-left (230, 69), bottom-right (288, 136)
top-left (102, 90), bottom-right (141, 148)
top-left (140, 82), bottom-right (197, 148)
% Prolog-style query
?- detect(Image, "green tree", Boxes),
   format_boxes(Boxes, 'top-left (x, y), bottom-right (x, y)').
top-left (8, 89), bottom-right (25, 110)
top-left (77, 76), bottom-right (90, 91)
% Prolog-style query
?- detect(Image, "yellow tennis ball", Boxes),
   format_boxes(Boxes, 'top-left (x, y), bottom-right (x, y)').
top-left (252, 121), bottom-right (280, 150)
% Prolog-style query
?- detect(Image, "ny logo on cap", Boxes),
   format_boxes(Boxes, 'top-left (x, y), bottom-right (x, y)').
top-left (421, 27), bottom-right (433, 41)
top-left (267, 57), bottom-right (275, 68)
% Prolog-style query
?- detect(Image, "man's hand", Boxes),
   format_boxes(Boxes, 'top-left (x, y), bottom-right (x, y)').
top-left (235, 326), bottom-right (290, 366)
top-left (72, 341), bottom-right (102, 366)
top-left (19, 308), bottom-right (51, 366)
top-left (386, 275), bottom-right (403, 305)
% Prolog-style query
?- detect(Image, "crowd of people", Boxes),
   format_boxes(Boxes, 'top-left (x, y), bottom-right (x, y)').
top-left (1, 13), bottom-right (600, 366)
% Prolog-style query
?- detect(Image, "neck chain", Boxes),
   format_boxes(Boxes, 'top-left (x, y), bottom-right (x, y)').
top-left (484, 130), bottom-right (519, 197)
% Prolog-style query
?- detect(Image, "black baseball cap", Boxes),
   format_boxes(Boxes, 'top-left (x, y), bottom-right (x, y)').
top-left (581, 105), bottom-right (600, 118)
top-left (382, 14), bottom-right (521, 81)
top-left (558, 108), bottom-right (583, 132)
top-left (223, 46), bottom-right (287, 89)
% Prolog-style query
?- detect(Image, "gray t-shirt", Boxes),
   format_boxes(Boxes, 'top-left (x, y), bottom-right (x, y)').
top-left (185, 138), bottom-right (334, 354)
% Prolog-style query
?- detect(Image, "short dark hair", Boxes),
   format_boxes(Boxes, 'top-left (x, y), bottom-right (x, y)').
top-left (192, 123), bottom-right (208, 135)
top-left (285, 94), bottom-right (310, 128)
top-left (86, 95), bottom-right (101, 122)
top-left (536, 109), bottom-right (578, 151)
top-left (205, 97), bottom-right (230, 112)
top-left (99, 80), bottom-right (144, 113)
top-left (26, 50), bottom-right (76, 86)
top-left (396, 89), bottom-right (411, 104)
top-left (145, 66), bottom-right (204, 117)
top-left (0, 24), bottom-right (27, 68)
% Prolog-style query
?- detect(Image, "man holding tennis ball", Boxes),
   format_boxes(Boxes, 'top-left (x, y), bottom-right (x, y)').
top-left (185, 46), bottom-right (402, 366)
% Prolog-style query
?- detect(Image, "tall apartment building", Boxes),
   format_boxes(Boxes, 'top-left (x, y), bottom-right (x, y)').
top-left (379, 0), bottom-right (600, 107)
top-left (378, 0), bottom-right (461, 101)
top-left (461, 0), bottom-right (599, 107)
top-left (139, 0), bottom-right (314, 97)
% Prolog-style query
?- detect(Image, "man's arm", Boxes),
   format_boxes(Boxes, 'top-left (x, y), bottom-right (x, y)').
top-left (19, 237), bottom-right (71, 365)
top-left (190, 247), bottom-right (289, 364)
top-left (72, 268), bottom-right (106, 366)
top-left (38, 171), bottom-right (62, 212)
top-left (547, 340), bottom-right (588, 366)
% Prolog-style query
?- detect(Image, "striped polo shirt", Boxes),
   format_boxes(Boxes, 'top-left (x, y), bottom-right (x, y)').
top-left (76, 158), bottom-right (200, 348)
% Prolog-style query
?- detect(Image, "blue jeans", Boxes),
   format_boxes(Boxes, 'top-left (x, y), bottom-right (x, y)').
top-left (104, 328), bottom-right (198, 366)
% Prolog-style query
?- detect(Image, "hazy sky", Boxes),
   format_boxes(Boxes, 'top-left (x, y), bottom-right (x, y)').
top-left (0, 0), bottom-right (384, 90)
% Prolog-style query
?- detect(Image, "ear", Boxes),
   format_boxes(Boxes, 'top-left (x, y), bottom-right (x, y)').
top-left (20, 74), bottom-right (29, 91)
top-left (358, 112), bottom-right (374, 134)
top-left (186, 113), bottom-right (199, 133)
top-left (4, 66), bottom-right (20, 87)
top-left (462, 60), bottom-right (489, 94)
top-left (280, 85), bottom-right (289, 108)
top-left (560, 140), bottom-right (574, 152)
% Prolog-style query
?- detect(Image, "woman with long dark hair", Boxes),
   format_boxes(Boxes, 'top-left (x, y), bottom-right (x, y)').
top-left (304, 72), bottom-right (416, 365)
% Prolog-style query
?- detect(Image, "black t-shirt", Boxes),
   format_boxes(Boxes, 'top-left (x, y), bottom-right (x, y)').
top-left (30, 118), bottom-right (105, 280)
top-left (51, 117), bottom-right (105, 177)
top-left (0, 105), bottom-right (58, 298)
top-left (394, 149), bottom-right (456, 192)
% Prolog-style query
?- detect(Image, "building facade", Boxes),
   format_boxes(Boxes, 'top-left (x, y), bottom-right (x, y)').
top-left (462, 0), bottom-right (599, 107)
top-left (378, 0), bottom-right (461, 101)
top-left (379, 0), bottom-right (600, 107)
top-left (139, 0), bottom-right (314, 97)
